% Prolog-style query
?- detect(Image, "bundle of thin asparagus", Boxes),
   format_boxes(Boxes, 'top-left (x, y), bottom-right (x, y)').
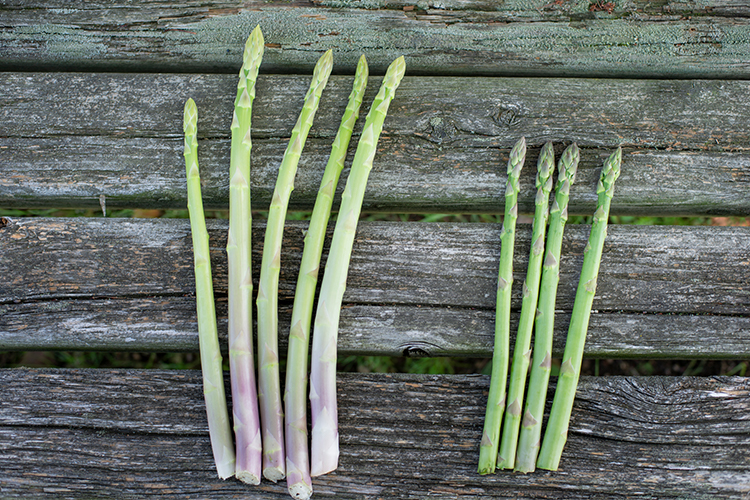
top-left (182, 26), bottom-right (405, 499)
top-left (479, 141), bottom-right (622, 475)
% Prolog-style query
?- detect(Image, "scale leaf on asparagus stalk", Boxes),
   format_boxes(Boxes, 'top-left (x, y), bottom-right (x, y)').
top-left (514, 143), bottom-right (579, 473)
top-left (497, 142), bottom-right (555, 470)
top-left (227, 25), bottom-right (264, 485)
top-left (284, 55), bottom-right (369, 500)
top-left (536, 147), bottom-right (622, 472)
top-left (256, 49), bottom-right (334, 482)
top-left (183, 98), bottom-right (236, 480)
top-left (477, 137), bottom-right (526, 475)
top-left (309, 56), bottom-right (406, 478)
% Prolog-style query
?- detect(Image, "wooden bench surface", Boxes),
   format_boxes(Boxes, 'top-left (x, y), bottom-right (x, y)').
top-left (2, 1), bottom-right (750, 498)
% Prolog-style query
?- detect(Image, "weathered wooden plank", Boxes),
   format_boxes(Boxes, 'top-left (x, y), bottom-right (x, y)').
top-left (2, 2), bottom-right (750, 77)
top-left (1, 217), bottom-right (748, 356)
top-left (1, 369), bottom-right (749, 499)
top-left (2, 73), bottom-right (750, 215)
top-left (3, 296), bottom-right (750, 358)
top-left (316, 0), bottom-right (750, 18)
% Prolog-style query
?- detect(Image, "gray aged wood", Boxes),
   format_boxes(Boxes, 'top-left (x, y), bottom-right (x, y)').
top-left (2, 1), bottom-right (750, 78)
top-left (2, 217), bottom-right (748, 357)
top-left (2, 73), bottom-right (749, 215)
top-left (1, 369), bottom-right (749, 499)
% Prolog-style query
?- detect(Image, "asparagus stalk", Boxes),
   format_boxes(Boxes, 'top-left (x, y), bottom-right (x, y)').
top-left (309, 56), bottom-right (406, 478)
top-left (497, 142), bottom-right (555, 469)
top-left (183, 98), bottom-right (236, 479)
top-left (256, 49), bottom-right (334, 482)
top-left (514, 143), bottom-right (579, 473)
top-left (477, 136), bottom-right (526, 475)
top-left (536, 147), bottom-right (622, 471)
top-left (227, 25), bottom-right (264, 485)
top-left (284, 55), bottom-right (369, 500)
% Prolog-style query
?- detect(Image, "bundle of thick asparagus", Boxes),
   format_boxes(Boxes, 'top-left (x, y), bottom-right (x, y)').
top-left (182, 26), bottom-right (405, 499)
top-left (479, 141), bottom-right (621, 475)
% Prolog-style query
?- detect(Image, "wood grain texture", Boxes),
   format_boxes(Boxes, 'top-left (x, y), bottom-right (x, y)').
top-left (2, 1), bottom-right (750, 77)
top-left (2, 73), bottom-right (749, 215)
top-left (1, 368), bottom-right (749, 499)
top-left (1, 217), bottom-right (748, 357)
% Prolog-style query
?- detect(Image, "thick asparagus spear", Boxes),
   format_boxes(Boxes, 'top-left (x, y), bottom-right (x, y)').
top-left (284, 55), bottom-right (369, 500)
top-left (227, 26), bottom-right (264, 485)
top-left (256, 49), bottom-right (334, 482)
top-left (183, 98), bottom-right (236, 480)
top-left (536, 147), bottom-right (622, 471)
top-left (309, 56), bottom-right (406, 478)
top-left (477, 136), bottom-right (526, 475)
top-left (514, 143), bottom-right (579, 473)
top-left (497, 142), bottom-right (555, 469)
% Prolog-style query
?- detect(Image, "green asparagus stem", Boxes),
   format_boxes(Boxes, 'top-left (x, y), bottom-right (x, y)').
top-left (497, 142), bottom-right (555, 469)
top-left (284, 55), bottom-right (369, 500)
top-left (536, 147), bottom-right (622, 471)
top-left (183, 98), bottom-right (236, 480)
top-left (256, 49), bottom-right (334, 482)
top-left (514, 143), bottom-right (579, 473)
top-left (477, 136), bottom-right (526, 475)
top-left (309, 56), bottom-right (406, 478)
top-left (227, 26), bottom-right (264, 485)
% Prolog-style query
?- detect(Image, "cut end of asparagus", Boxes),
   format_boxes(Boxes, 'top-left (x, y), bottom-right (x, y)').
top-left (263, 466), bottom-right (286, 482)
top-left (310, 406), bottom-right (339, 476)
top-left (236, 470), bottom-right (261, 485)
top-left (288, 482), bottom-right (313, 500)
top-left (183, 98), bottom-right (198, 135)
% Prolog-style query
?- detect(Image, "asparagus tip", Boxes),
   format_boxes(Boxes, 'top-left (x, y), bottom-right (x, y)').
top-left (313, 49), bottom-right (334, 81)
top-left (385, 55), bottom-right (406, 85)
top-left (243, 25), bottom-right (265, 72)
top-left (183, 98), bottom-right (197, 134)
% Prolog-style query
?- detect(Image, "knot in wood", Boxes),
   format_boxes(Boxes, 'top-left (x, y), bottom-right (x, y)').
top-left (401, 344), bottom-right (432, 358)
top-left (494, 107), bottom-right (521, 127)
top-left (427, 115), bottom-right (456, 143)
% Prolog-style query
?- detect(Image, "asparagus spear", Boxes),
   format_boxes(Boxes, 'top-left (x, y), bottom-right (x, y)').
top-left (256, 49), bottom-right (334, 482)
top-left (183, 98), bottom-right (236, 480)
top-left (536, 147), bottom-right (622, 471)
top-left (477, 137), bottom-right (526, 475)
top-left (497, 142), bottom-right (555, 469)
top-left (227, 26), bottom-right (264, 485)
top-left (309, 56), bottom-right (406, 478)
top-left (284, 55), bottom-right (369, 500)
top-left (514, 143), bottom-right (579, 473)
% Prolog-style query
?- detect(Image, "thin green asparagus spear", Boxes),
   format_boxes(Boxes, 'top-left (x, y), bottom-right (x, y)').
top-left (309, 56), bottom-right (406, 478)
top-left (537, 147), bottom-right (622, 471)
top-left (477, 136), bottom-right (526, 475)
top-left (256, 49), bottom-right (334, 482)
top-left (184, 98), bottom-right (236, 480)
top-left (227, 25), bottom-right (264, 485)
top-left (497, 142), bottom-right (555, 469)
top-left (515, 143), bottom-right (579, 473)
top-left (284, 55), bottom-right (369, 500)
